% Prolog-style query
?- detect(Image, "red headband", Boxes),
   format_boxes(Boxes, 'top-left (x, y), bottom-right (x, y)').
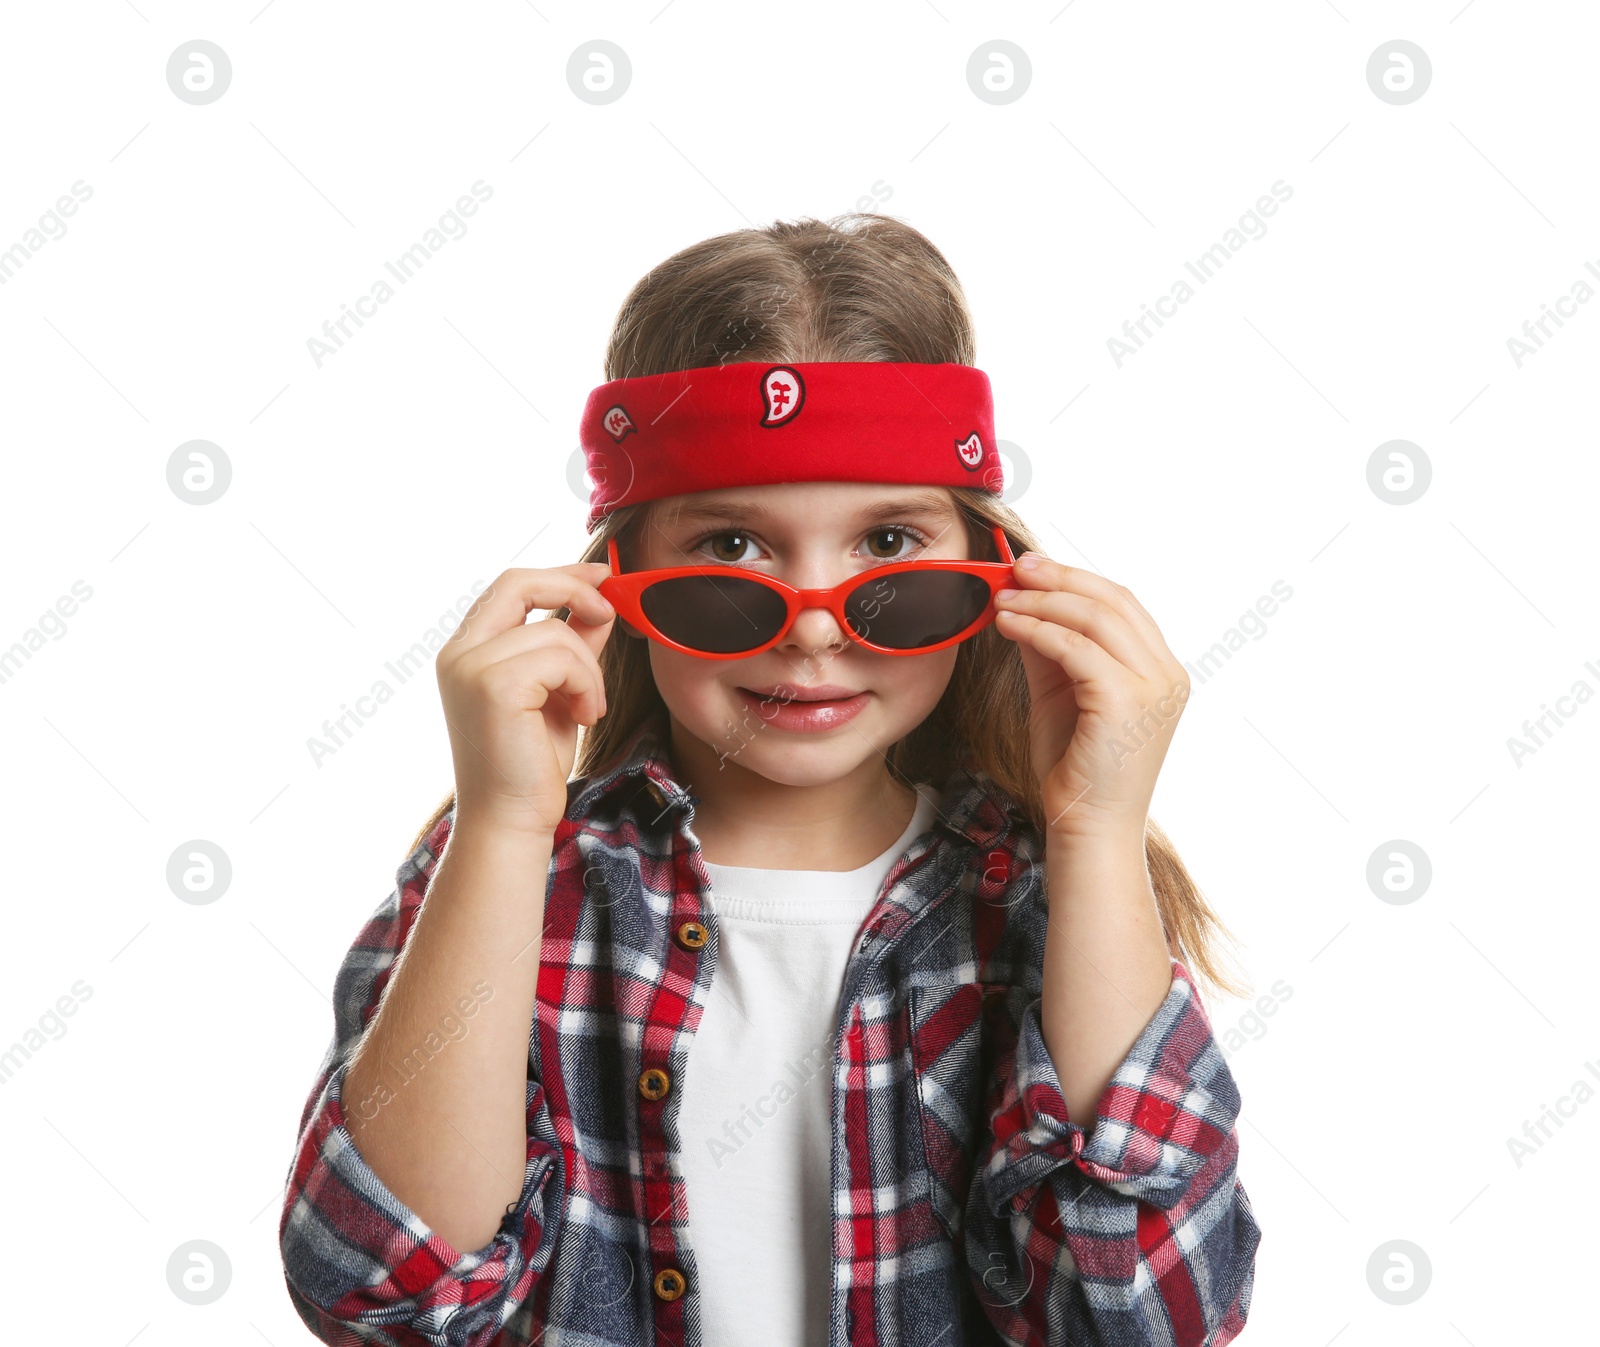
top-left (579, 360), bottom-right (1001, 529)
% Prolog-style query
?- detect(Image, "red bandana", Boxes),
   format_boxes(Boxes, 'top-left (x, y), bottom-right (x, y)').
top-left (578, 360), bottom-right (1001, 528)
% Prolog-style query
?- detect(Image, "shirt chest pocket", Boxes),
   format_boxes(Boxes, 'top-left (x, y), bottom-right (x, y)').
top-left (906, 979), bottom-right (1013, 1243)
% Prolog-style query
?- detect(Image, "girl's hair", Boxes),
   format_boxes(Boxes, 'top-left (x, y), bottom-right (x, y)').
top-left (415, 212), bottom-right (1251, 1003)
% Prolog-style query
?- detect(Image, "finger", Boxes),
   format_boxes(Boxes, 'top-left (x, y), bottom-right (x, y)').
top-left (446, 566), bottom-right (616, 657)
top-left (994, 587), bottom-right (1164, 681)
top-left (555, 594), bottom-right (619, 668)
top-left (1009, 554), bottom-right (1172, 664)
top-left (1113, 579), bottom-right (1158, 629)
top-left (472, 630), bottom-right (610, 727)
top-left (993, 607), bottom-right (1130, 693)
top-left (1103, 581), bottom-right (1186, 685)
top-left (452, 618), bottom-right (611, 725)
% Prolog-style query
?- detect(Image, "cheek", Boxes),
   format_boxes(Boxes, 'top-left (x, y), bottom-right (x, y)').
top-left (899, 646), bottom-right (959, 684)
top-left (871, 648), bottom-right (960, 713)
top-left (925, 647), bottom-right (964, 699)
top-left (647, 646), bottom-right (726, 714)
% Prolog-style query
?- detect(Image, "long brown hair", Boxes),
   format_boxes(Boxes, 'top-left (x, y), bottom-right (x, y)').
top-left (415, 213), bottom-right (1251, 1003)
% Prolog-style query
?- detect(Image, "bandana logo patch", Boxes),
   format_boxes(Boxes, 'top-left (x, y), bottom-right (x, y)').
top-left (954, 431), bottom-right (984, 470)
top-left (759, 366), bottom-right (806, 427)
top-left (602, 405), bottom-right (637, 442)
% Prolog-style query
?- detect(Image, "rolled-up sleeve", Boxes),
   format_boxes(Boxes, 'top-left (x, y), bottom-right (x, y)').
top-left (965, 959), bottom-right (1262, 1347)
top-left (278, 814), bottom-right (564, 1347)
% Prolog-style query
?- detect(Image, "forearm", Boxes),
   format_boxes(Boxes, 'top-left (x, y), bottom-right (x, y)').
top-left (342, 816), bottom-right (554, 1255)
top-left (1038, 826), bottom-right (1175, 1132)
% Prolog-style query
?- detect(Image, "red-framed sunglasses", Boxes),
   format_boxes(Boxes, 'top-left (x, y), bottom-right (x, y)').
top-left (598, 524), bottom-right (1019, 659)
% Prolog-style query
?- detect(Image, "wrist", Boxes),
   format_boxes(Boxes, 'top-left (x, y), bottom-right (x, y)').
top-left (448, 804), bottom-right (559, 851)
top-left (1041, 826), bottom-right (1161, 922)
top-left (1044, 818), bottom-right (1148, 860)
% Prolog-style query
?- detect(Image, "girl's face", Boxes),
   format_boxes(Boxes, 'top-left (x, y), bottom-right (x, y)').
top-left (628, 481), bottom-right (970, 788)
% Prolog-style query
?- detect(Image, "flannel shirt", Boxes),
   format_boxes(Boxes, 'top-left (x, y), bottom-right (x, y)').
top-left (279, 711), bottom-right (1262, 1346)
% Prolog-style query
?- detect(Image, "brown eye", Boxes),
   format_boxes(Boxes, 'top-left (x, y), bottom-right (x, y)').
top-left (865, 527), bottom-right (917, 559)
top-left (704, 532), bottom-right (755, 563)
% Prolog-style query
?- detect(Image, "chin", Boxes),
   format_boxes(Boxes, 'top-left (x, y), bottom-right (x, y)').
top-left (715, 746), bottom-right (882, 790)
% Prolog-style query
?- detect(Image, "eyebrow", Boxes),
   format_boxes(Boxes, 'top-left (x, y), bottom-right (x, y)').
top-left (669, 490), bottom-right (958, 526)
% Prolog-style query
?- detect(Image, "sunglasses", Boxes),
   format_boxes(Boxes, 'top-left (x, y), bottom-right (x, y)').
top-left (598, 524), bottom-right (1019, 659)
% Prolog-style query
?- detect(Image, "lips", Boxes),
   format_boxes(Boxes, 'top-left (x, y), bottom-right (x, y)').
top-left (734, 684), bottom-right (871, 733)
top-left (737, 684), bottom-right (863, 703)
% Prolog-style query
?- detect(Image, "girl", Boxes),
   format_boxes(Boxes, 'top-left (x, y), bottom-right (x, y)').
top-left (279, 213), bottom-right (1262, 1347)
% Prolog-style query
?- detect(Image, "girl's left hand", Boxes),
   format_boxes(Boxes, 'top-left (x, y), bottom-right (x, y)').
top-left (991, 552), bottom-right (1190, 842)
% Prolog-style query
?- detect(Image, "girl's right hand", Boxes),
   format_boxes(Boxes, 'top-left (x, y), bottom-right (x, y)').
top-left (435, 563), bottom-right (618, 838)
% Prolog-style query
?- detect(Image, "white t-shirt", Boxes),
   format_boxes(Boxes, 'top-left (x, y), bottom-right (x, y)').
top-left (678, 783), bottom-right (939, 1346)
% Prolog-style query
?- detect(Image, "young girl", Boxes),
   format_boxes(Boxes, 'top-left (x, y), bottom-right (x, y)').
top-left (279, 213), bottom-right (1262, 1347)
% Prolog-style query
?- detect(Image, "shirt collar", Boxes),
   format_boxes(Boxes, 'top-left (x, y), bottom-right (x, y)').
top-left (566, 710), bottom-right (1025, 853)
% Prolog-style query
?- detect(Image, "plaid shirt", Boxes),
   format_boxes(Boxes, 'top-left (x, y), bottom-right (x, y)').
top-left (280, 712), bottom-right (1262, 1346)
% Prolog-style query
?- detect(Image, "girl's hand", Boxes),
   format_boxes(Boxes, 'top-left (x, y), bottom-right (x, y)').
top-left (991, 553), bottom-right (1190, 843)
top-left (435, 564), bottom-right (617, 838)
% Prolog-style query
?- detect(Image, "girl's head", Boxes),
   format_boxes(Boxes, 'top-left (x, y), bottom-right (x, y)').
top-left (570, 213), bottom-right (1040, 817)
top-left (550, 212), bottom-right (1249, 999)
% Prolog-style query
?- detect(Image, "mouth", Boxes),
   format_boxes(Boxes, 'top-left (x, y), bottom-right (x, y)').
top-left (733, 683), bottom-right (872, 732)
top-left (736, 684), bottom-right (865, 703)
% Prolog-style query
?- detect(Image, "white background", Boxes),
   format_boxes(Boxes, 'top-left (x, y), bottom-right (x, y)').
top-left (1, 2), bottom-right (1594, 1343)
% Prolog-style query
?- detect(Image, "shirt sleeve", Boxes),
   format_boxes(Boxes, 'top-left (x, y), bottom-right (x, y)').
top-left (962, 958), bottom-right (1262, 1347)
top-left (277, 811), bottom-right (564, 1347)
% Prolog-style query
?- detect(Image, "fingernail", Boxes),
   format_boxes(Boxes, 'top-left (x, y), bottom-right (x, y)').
top-left (996, 588), bottom-right (1019, 600)
top-left (1018, 553), bottom-right (1041, 570)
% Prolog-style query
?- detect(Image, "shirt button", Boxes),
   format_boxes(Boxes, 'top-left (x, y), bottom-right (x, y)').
top-left (639, 1066), bottom-right (671, 1100)
top-left (643, 779), bottom-right (669, 810)
top-left (676, 920), bottom-right (708, 949)
top-left (653, 1267), bottom-right (687, 1301)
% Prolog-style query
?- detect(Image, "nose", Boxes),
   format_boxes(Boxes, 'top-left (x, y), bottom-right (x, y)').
top-left (774, 566), bottom-right (855, 656)
top-left (780, 600), bottom-right (851, 655)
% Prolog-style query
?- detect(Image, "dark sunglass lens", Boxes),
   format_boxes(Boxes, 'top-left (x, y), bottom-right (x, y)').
top-left (844, 571), bottom-right (990, 649)
top-left (640, 575), bottom-right (788, 654)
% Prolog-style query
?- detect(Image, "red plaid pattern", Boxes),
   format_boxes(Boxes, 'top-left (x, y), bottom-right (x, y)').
top-left (279, 712), bottom-right (1261, 1345)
